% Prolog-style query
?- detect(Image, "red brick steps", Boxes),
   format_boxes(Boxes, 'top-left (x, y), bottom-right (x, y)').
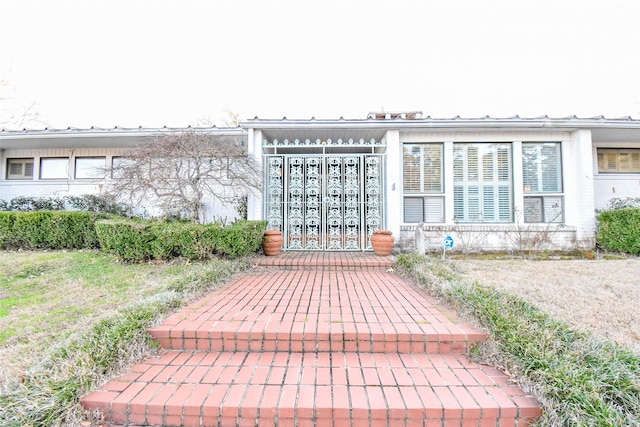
top-left (82, 253), bottom-right (541, 426)
top-left (83, 351), bottom-right (540, 427)
top-left (147, 269), bottom-right (487, 354)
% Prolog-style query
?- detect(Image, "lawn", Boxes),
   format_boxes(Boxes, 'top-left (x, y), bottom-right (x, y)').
top-left (1, 251), bottom-right (180, 373)
top-left (398, 254), bottom-right (640, 427)
top-left (0, 250), bottom-right (251, 426)
top-left (2, 251), bottom-right (639, 426)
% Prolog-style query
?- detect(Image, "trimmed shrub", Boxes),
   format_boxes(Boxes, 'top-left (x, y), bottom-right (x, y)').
top-left (95, 219), bottom-right (155, 262)
top-left (150, 222), bottom-right (213, 260)
top-left (215, 220), bottom-right (267, 257)
top-left (596, 208), bottom-right (640, 255)
top-left (0, 212), bottom-right (17, 249)
top-left (0, 211), bottom-right (101, 250)
top-left (96, 219), bottom-right (268, 262)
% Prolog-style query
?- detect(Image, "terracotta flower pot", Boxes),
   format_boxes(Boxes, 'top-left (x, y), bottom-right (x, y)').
top-left (370, 229), bottom-right (394, 256)
top-left (262, 230), bottom-right (284, 256)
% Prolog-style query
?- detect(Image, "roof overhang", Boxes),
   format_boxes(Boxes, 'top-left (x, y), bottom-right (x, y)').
top-left (243, 115), bottom-right (640, 144)
top-left (0, 126), bottom-right (246, 150)
top-left (3, 116), bottom-right (639, 150)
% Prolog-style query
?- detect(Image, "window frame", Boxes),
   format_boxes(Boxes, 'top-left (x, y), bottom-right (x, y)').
top-left (597, 148), bottom-right (640, 174)
top-left (74, 156), bottom-right (106, 179)
top-left (522, 142), bottom-right (564, 223)
top-left (6, 158), bottom-right (34, 180)
top-left (39, 157), bottom-right (70, 180)
top-left (453, 142), bottom-right (513, 223)
top-left (402, 143), bottom-right (445, 223)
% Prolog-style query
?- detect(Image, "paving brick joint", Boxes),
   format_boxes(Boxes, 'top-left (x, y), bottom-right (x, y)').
top-left (82, 252), bottom-right (542, 426)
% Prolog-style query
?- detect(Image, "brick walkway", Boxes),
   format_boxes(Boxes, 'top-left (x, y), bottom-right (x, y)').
top-left (82, 252), bottom-right (541, 426)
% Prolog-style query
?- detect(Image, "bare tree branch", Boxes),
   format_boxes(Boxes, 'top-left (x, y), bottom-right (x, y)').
top-left (106, 130), bottom-right (261, 223)
top-left (0, 79), bottom-right (46, 129)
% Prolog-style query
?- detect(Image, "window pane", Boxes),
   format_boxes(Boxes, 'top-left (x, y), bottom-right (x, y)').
top-left (541, 144), bottom-right (561, 191)
top-left (468, 186), bottom-right (480, 221)
top-left (524, 197), bottom-right (543, 222)
top-left (498, 186), bottom-right (512, 221)
top-left (40, 158), bottom-right (69, 179)
top-left (422, 145), bottom-right (442, 192)
top-left (9, 162), bottom-right (21, 175)
top-left (7, 159), bottom-right (34, 180)
top-left (403, 144), bottom-right (442, 193)
top-left (403, 197), bottom-right (444, 223)
top-left (404, 197), bottom-right (423, 222)
top-left (483, 186), bottom-right (495, 221)
top-left (453, 186), bottom-right (464, 221)
top-left (403, 145), bottom-right (421, 192)
top-left (424, 197), bottom-right (445, 223)
top-left (523, 143), bottom-right (561, 193)
top-left (597, 148), bottom-right (640, 173)
top-left (497, 146), bottom-right (510, 181)
top-left (111, 156), bottom-right (141, 179)
top-left (524, 196), bottom-right (564, 223)
top-left (75, 157), bottom-right (105, 179)
top-left (453, 143), bottom-right (512, 223)
top-left (467, 146), bottom-right (478, 181)
top-left (522, 145), bottom-right (539, 192)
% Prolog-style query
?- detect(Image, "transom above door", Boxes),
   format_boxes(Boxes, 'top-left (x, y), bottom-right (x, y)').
top-left (265, 154), bottom-right (384, 251)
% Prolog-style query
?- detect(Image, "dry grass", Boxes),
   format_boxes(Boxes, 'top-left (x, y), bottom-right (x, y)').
top-left (398, 254), bottom-right (640, 426)
top-left (452, 258), bottom-right (640, 354)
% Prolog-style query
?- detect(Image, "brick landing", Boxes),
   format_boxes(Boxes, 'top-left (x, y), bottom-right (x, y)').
top-left (252, 251), bottom-right (395, 270)
top-left (82, 252), bottom-right (541, 426)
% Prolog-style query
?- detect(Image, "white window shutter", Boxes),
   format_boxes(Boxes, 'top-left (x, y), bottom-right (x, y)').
top-left (424, 197), bottom-right (444, 223)
top-left (404, 198), bottom-right (423, 223)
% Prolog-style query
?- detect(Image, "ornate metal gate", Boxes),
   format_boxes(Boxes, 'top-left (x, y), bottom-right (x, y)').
top-left (265, 154), bottom-right (383, 251)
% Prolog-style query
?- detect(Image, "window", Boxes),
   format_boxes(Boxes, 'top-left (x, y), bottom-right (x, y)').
top-left (404, 196), bottom-right (445, 223)
top-left (6, 158), bottom-right (34, 180)
top-left (403, 144), bottom-right (442, 193)
top-left (75, 157), bottom-right (105, 179)
top-left (453, 143), bottom-right (512, 223)
top-left (40, 157), bottom-right (69, 179)
top-left (523, 142), bottom-right (563, 223)
top-left (597, 148), bottom-right (640, 173)
top-left (403, 144), bottom-right (444, 222)
top-left (111, 156), bottom-right (132, 178)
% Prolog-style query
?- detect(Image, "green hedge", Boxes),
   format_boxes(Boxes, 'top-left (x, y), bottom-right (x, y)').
top-left (95, 220), bottom-right (156, 262)
top-left (1, 211), bottom-right (267, 261)
top-left (596, 208), bottom-right (640, 255)
top-left (96, 219), bottom-right (267, 262)
top-left (0, 211), bottom-right (101, 250)
top-left (214, 220), bottom-right (268, 257)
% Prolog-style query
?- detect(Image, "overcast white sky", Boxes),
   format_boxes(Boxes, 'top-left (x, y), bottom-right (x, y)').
top-left (1, 0), bottom-right (639, 129)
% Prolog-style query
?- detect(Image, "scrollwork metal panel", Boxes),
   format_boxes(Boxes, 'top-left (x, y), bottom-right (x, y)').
top-left (266, 154), bottom-right (384, 251)
top-left (266, 156), bottom-right (283, 231)
top-left (304, 157), bottom-right (322, 250)
top-left (343, 157), bottom-right (361, 250)
top-left (365, 156), bottom-right (383, 249)
top-left (326, 157), bottom-right (345, 249)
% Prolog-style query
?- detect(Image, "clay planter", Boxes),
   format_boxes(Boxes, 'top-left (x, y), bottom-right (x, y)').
top-left (370, 229), bottom-right (394, 256)
top-left (262, 230), bottom-right (284, 256)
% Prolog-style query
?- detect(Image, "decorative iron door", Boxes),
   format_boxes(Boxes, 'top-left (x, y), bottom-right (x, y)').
top-left (265, 155), bottom-right (383, 251)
